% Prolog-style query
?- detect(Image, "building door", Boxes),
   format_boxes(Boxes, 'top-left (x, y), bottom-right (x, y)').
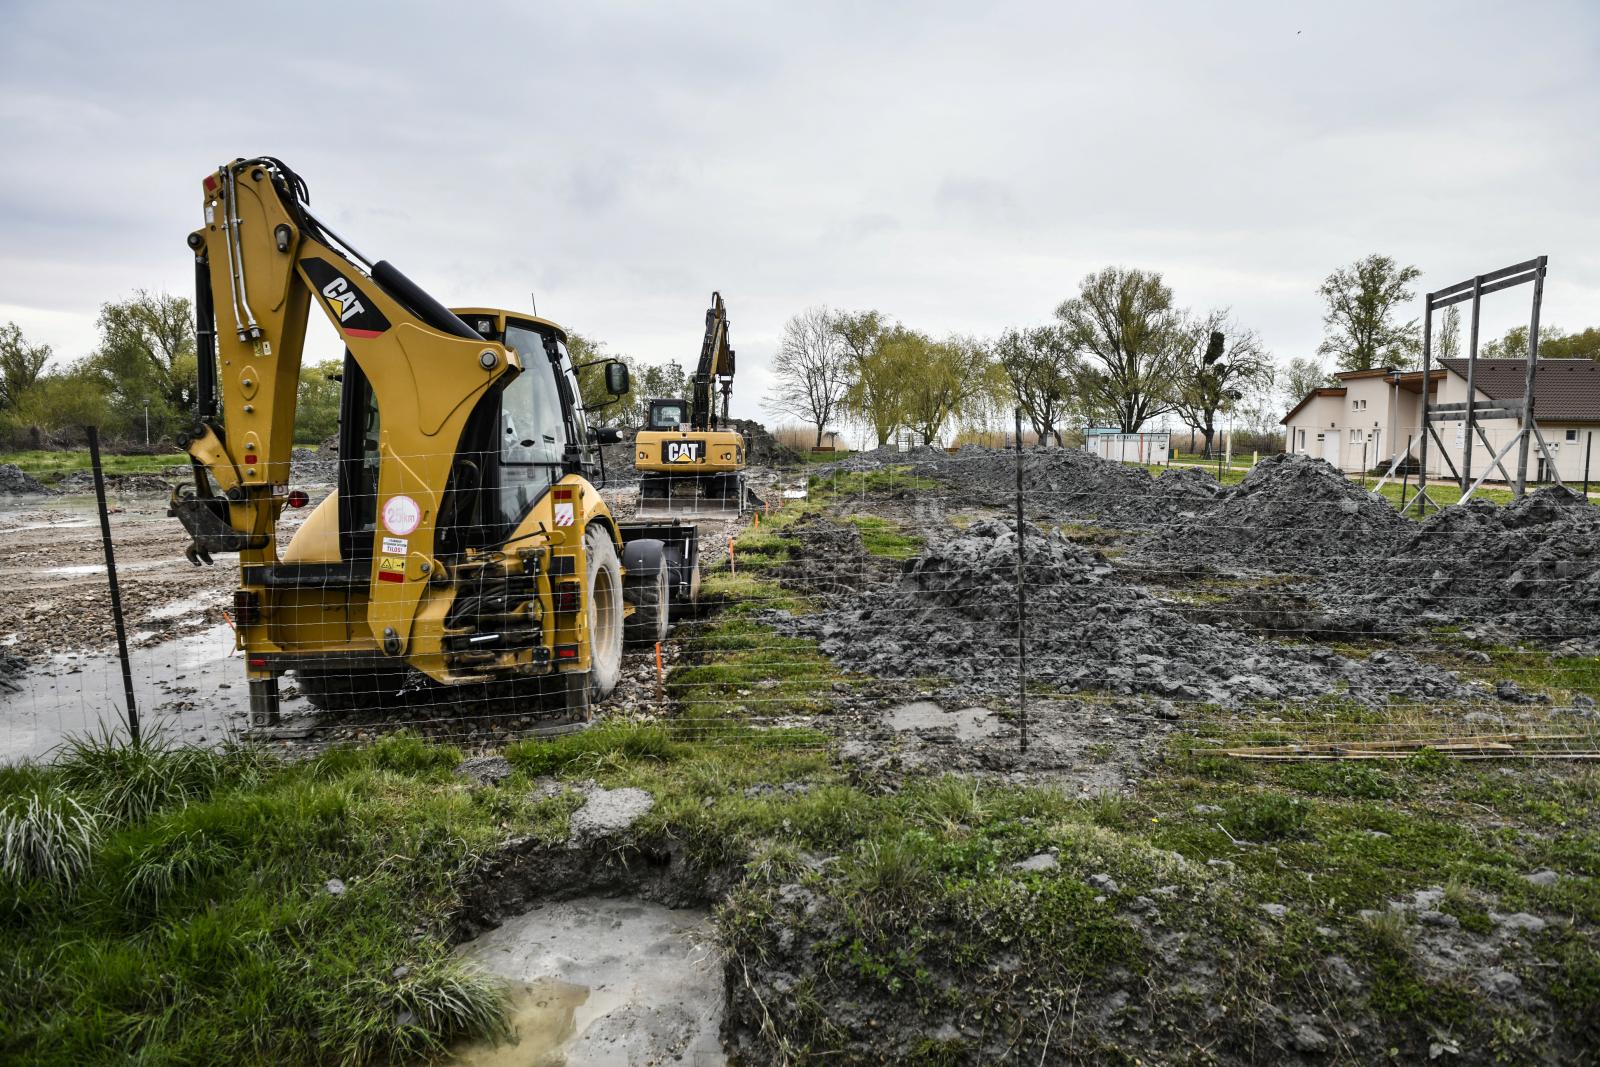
top-left (1323, 429), bottom-right (1340, 467)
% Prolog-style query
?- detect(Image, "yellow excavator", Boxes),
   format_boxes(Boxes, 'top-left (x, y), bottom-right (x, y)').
top-left (633, 292), bottom-right (762, 518)
top-left (171, 157), bottom-right (700, 728)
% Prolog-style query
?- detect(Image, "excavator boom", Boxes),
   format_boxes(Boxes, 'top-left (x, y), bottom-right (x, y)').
top-left (633, 291), bottom-right (760, 518)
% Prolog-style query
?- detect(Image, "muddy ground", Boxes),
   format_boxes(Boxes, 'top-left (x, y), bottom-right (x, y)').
top-left (3, 447), bottom-right (1596, 1064)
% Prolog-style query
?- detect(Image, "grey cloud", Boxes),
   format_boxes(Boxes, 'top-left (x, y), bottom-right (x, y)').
top-left (1, 1), bottom-right (1597, 422)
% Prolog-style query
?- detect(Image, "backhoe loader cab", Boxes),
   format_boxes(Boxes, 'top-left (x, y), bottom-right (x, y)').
top-left (170, 157), bottom-right (699, 729)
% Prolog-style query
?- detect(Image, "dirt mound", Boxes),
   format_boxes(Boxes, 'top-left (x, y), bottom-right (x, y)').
top-left (823, 442), bottom-right (950, 472)
top-left (725, 417), bottom-right (805, 467)
top-left (290, 447), bottom-right (338, 484)
top-left (1327, 486), bottom-right (1600, 639)
top-left (55, 470), bottom-right (174, 494)
top-left (786, 518), bottom-right (1475, 709)
top-left (774, 513), bottom-right (873, 596)
top-left (824, 445), bottom-right (1221, 530)
top-left (0, 464), bottom-right (52, 495)
top-left (1137, 453), bottom-right (1410, 575)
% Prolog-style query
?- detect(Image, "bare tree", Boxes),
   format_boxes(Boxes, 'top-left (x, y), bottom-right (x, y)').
top-left (994, 325), bottom-right (1076, 445)
top-left (765, 306), bottom-right (851, 447)
top-left (1316, 254), bottom-right (1421, 371)
top-left (1055, 267), bottom-right (1181, 432)
top-left (1170, 310), bottom-right (1274, 458)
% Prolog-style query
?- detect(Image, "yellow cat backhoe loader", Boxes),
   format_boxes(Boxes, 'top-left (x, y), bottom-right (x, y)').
top-left (171, 157), bottom-right (700, 728)
top-left (633, 292), bottom-right (762, 518)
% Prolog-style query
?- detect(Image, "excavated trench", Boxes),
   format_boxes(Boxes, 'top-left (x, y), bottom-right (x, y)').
top-left (449, 836), bottom-right (737, 1066)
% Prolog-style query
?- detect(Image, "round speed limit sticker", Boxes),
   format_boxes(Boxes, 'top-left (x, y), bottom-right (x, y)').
top-left (381, 494), bottom-right (422, 536)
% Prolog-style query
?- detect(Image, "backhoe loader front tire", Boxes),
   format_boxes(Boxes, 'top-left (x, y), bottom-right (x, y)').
top-left (584, 524), bottom-right (623, 703)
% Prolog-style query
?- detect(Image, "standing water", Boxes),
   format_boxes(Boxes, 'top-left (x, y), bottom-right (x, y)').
top-left (453, 896), bottom-right (724, 1065)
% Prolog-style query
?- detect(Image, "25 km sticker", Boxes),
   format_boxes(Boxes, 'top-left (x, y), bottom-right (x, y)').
top-left (382, 495), bottom-right (422, 536)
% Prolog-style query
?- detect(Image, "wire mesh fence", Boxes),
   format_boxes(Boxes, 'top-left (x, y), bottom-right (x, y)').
top-left (1, 438), bottom-right (1597, 768)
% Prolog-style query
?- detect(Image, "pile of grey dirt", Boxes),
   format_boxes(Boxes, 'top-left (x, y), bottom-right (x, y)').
top-left (823, 445), bottom-right (1222, 530)
top-left (1322, 486), bottom-right (1600, 643)
top-left (820, 442), bottom-right (951, 472)
top-left (54, 470), bottom-right (174, 494)
top-left (290, 447), bottom-right (338, 484)
top-left (778, 518), bottom-right (1479, 709)
top-left (0, 463), bottom-right (52, 495)
top-left (1135, 452), bottom-right (1411, 576)
top-left (725, 417), bottom-right (805, 467)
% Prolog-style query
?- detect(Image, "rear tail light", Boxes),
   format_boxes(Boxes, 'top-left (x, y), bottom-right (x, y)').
top-left (247, 656), bottom-right (268, 669)
top-left (553, 580), bottom-right (581, 614)
top-left (233, 590), bottom-right (261, 627)
top-left (554, 644), bottom-right (579, 661)
top-left (286, 489), bottom-right (309, 508)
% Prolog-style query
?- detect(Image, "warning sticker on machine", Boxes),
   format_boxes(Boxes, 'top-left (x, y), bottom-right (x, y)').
top-left (553, 501), bottom-right (575, 527)
top-left (381, 536), bottom-right (408, 555)
top-left (377, 556), bottom-right (406, 583)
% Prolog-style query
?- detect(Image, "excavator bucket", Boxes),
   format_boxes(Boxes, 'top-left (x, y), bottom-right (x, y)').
top-left (636, 472), bottom-right (761, 520)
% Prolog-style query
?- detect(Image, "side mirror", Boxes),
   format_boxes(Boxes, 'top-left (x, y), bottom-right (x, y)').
top-left (590, 426), bottom-right (623, 445)
top-left (605, 361), bottom-right (629, 397)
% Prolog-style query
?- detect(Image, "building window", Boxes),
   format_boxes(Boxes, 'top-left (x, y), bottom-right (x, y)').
top-left (1350, 429), bottom-right (1364, 444)
top-left (1566, 429), bottom-right (1579, 442)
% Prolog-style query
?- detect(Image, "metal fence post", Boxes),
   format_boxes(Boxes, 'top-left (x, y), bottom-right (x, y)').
top-left (1014, 407), bottom-right (1028, 754)
top-left (88, 426), bottom-right (140, 747)
top-left (1584, 431), bottom-right (1593, 499)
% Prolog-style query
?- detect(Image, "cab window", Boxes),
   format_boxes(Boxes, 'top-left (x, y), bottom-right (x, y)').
top-left (497, 324), bottom-right (567, 524)
top-left (650, 401), bottom-right (687, 430)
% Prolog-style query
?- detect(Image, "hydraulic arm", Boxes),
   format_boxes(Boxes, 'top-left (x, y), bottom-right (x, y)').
top-left (172, 157), bottom-right (654, 729)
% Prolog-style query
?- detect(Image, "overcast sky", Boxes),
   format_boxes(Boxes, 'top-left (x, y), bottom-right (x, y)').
top-left (2, 1), bottom-right (1597, 433)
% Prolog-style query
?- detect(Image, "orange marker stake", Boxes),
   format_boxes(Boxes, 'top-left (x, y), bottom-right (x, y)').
top-left (727, 535), bottom-right (736, 575)
top-left (753, 512), bottom-right (761, 529)
top-left (654, 640), bottom-right (665, 700)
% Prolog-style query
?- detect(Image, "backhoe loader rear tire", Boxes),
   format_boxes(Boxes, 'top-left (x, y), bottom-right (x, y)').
top-left (624, 562), bottom-right (670, 648)
top-left (585, 524), bottom-right (623, 702)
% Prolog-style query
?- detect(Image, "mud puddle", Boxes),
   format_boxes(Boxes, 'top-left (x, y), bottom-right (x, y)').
top-left (888, 699), bottom-right (1001, 741)
top-left (453, 896), bottom-right (724, 1066)
top-left (0, 623), bottom-right (311, 762)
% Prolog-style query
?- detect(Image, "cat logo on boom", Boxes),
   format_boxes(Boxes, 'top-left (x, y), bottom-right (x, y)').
top-left (321, 277), bottom-right (366, 323)
top-left (297, 257), bottom-right (392, 338)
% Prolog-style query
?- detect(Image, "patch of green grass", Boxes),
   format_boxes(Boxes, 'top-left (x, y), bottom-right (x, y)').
top-left (844, 514), bottom-right (924, 559)
top-left (0, 733), bottom-right (516, 1066)
top-left (505, 721), bottom-right (687, 777)
top-left (0, 449), bottom-right (183, 483)
top-left (806, 466), bottom-right (942, 505)
top-left (1279, 761), bottom-right (1399, 800)
top-left (1222, 793), bottom-right (1311, 840)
